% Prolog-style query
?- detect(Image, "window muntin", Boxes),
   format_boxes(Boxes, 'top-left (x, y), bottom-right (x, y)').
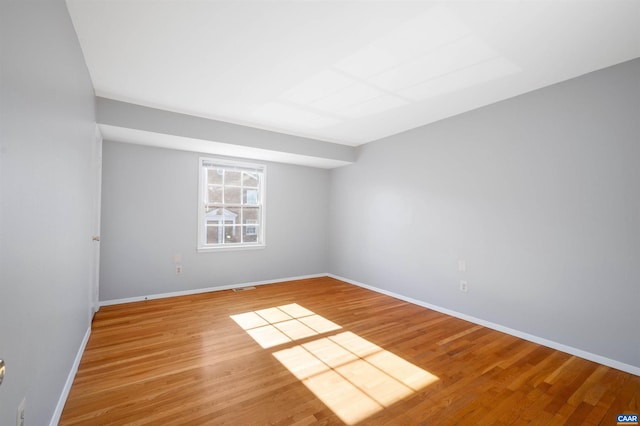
top-left (198, 158), bottom-right (265, 251)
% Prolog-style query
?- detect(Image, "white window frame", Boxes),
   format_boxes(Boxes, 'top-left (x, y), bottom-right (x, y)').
top-left (197, 157), bottom-right (266, 252)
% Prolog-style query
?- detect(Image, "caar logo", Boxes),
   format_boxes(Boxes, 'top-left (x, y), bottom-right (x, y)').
top-left (617, 414), bottom-right (639, 425)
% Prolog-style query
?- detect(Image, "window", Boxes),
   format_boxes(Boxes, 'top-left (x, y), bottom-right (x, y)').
top-left (198, 157), bottom-right (265, 251)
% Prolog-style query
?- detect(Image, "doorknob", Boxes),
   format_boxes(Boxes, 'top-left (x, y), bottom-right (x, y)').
top-left (92, 236), bottom-right (100, 242)
top-left (0, 359), bottom-right (5, 386)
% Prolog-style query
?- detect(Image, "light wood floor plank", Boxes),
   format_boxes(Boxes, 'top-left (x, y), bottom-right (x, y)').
top-left (60, 277), bottom-right (639, 425)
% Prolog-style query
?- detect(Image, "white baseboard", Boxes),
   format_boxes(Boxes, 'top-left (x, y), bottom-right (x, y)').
top-left (50, 325), bottom-right (92, 426)
top-left (328, 274), bottom-right (640, 377)
top-left (92, 272), bottom-right (639, 377)
top-left (99, 273), bottom-right (327, 307)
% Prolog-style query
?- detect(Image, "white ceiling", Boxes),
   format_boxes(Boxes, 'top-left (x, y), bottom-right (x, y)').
top-left (67, 0), bottom-right (640, 147)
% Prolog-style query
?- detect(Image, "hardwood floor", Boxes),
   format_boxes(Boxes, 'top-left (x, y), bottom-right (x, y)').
top-left (60, 277), bottom-right (639, 425)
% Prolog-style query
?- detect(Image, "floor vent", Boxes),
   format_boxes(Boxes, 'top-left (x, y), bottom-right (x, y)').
top-left (233, 286), bottom-right (256, 292)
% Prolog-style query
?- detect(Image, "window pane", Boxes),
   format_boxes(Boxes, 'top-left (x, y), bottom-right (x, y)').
top-left (224, 225), bottom-right (241, 243)
top-left (243, 226), bottom-right (258, 242)
top-left (242, 207), bottom-right (260, 221)
top-left (225, 171), bottom-right (242, 186)
top-left (207, 168), bottom-right (224, 185)
top-left (205, 207), bottom-right (227, 222)
top-left (207, 225), bottom-right (223, 244)
top-left (244, 189), bottom-right (258, 205)
top-left (225, 187), bottom-right (242, 204)
top-left (243, 172), bottom-right (259, 188)
top-left (226, 207), bottom-right (241, 218)
top-left (207, 185), bottom-right (223, 203)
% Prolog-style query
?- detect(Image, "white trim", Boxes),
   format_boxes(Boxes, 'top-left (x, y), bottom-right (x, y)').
top-left (99, 274), bottom-right (327, 307)
top-left (328, 274), bottom-right (640, 377)
top-left (91, 124), bottom-right (103, 316)
top-left (196, 243), bottom-right (265, 253)
top-left (50, 326), bottom-right (92, 426)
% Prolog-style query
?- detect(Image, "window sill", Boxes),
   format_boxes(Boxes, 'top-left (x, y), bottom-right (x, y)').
top-left (197, 244), bottom-right (266, 253)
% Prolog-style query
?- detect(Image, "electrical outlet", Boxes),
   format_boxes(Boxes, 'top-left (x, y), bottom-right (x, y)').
top-left (459, 280), bottom-right (468, 293)
top-left (175, 265), bottom-right (183, 275)
top-left (17, 397), bottom-right (25, 426)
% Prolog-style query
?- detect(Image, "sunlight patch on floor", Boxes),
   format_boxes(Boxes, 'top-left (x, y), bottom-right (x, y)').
top-left (230, 303), bottom-right (342, 348)
top-left (231, 305), bottom-right (438, 424)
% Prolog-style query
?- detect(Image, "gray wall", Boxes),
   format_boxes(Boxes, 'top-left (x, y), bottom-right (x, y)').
top-left (0, 1), bottom-right (97, 425)
top-left (329, 59), bottom-right (640, 368)
top-left (100, 141), bottom-right (329, 301)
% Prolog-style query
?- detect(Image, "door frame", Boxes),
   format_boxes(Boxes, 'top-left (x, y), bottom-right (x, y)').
top-left (91, 125), bottom-right (102, 315)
